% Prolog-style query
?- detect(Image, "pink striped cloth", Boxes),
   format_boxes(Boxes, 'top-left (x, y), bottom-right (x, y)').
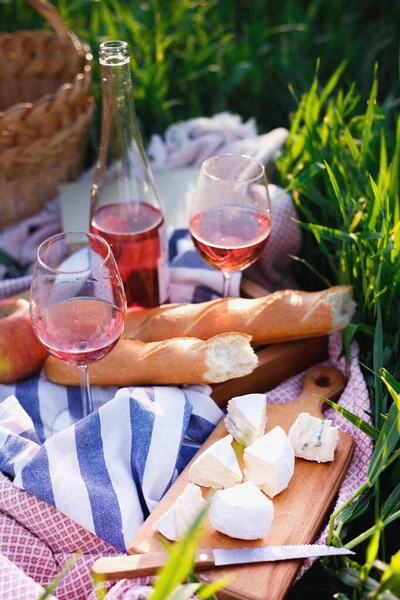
top-left (0, 332), bottom-right (372, 599)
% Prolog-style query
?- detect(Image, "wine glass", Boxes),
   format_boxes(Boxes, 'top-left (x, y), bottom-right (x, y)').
top-left (30, 232), bottom-right (127, 422)
top-left (189, 154), bottom-right (272, 297)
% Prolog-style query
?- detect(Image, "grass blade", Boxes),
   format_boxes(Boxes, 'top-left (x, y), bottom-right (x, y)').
top-left (39, 552), bottom-right (81, 600)
top-left (373, 304), bottom-right (385, 426)
top-left (287, 254), bottom-right (332, 287)
top-left (320, 60), bottom-right (348, 104)
top-left (367, 401), bottom-right (400, 485)
top-left (196, 576), bottom-right (233, 599)
top-left (324, 160), bottom-right (348, 226)
top-left (150, 508), bottom-right (207, 600)
top-left (359, 67), bottom-right (378, 167)
top-left (380, 369), bottom-right (400, 408)
top-left (168, 583), bottom-right (201, 600)
top-left (375, 550), bottom-right (400, 598)
top-left (320, 396), bottom-right (380, 440)
top-left (368, 175), bottom-right (385, 232)
top-left (337, 488), bottom-right (373, 527)
top-left (340, 324), bottom-right (359, 367)
top-left (297, 221), bottom-right (356, 244)
top-left (382, 483), bottom-right (400, 519)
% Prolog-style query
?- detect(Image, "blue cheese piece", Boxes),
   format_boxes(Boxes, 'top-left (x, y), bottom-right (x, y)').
top-left (224, 393), bottom-right (267, 446)
top-left (188, 434), bottom-right (243, 489)
top-left (288, 412), bottom-right (339, 463)
top-left (152, 483), bottom-right (208, 541)
top-left (209, 481), bottom-right (274, 540)
top-left (244, 426), bottom-right (295, 498)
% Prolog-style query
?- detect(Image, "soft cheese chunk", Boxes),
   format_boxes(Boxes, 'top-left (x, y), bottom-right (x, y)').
top-left (224, 393), bottom-right (267, 446)
top-left (209, 481), bottom-right (274, 540)
top-left (244, 426), bottom-right (295, 498)
top-left (152, 483), bottom-right (208, 541)
top-left (188, 434), bottom-right (243, 489)
top-left (288, 412), bottom-right (339, 462)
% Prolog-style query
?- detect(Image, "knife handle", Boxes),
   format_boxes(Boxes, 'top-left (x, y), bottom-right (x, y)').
top-left (91, 550), bottom-right (215, 581)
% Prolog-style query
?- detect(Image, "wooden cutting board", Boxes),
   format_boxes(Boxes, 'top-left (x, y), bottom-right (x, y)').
top-left (129, 364), bottom-right (355, 600)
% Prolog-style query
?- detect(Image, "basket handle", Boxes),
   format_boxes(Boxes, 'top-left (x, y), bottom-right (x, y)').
top-left (24, 0), bottom-right (85, 52)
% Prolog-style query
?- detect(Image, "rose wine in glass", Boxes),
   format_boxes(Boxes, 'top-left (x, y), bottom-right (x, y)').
top-left (34, 298), bottom-right (125, 365)
top-left (190, 206), bottom-right (271, 272)
top-left (90, 41), bottom-right (169, 308)
top-left (189, 155), bottom-right (272, 297)
top-left (30, 232), bottom-right (127, 422)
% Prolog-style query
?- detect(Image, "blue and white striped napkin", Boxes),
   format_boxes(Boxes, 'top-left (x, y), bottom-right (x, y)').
top-left (0, 384), bottom-right (222, 551)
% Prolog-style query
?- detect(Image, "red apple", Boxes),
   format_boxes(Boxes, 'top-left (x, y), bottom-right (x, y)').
top-left (0, 298), bottom-right (48, 383)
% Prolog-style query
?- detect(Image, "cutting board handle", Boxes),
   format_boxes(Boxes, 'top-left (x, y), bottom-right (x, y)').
top-left (294, 366), bottom-right (346, 418)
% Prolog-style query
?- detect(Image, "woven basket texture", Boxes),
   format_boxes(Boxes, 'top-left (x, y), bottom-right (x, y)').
top-left (0, 1), bottom-right (93, 228)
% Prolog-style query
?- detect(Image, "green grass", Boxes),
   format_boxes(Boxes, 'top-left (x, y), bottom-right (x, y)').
top-left (277, 66), bottom-right (400, 599)
top-left (3, 0), bottom-right (400, 148)
top-left (276, 62), bottom-right (400, 398)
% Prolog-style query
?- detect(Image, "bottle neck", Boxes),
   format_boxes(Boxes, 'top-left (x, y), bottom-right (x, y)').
top-left (92, 49), bottom-right (162, 213)
top-left (99, 59), bottom-right (147, 167)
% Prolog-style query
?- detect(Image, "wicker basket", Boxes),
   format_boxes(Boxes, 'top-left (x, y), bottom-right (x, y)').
top-left (0, 0), bottom-right (93, 228)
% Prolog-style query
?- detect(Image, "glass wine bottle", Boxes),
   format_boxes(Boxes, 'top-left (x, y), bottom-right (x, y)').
top-left (90, 40), bottom-right (170, 308)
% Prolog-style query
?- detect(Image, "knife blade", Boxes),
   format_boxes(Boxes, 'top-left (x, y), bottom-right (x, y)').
top-left (91, 545), bottom-right (355, 581)
top-left (212, 544), bottom-right (354, 566)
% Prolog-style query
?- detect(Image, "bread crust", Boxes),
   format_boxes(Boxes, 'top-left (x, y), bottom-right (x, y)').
top-left (44, 333), bottom-right (256, 386)
top-left (124, 286), bottom-right (355, 344)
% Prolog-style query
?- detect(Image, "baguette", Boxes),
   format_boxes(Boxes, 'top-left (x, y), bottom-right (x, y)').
top-left (44, 333), bottom-right (258, 386)
top-left (124, 285), bottom-right (356, 345)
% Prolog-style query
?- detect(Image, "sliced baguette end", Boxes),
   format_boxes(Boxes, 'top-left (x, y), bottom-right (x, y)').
top-left (326, 285), bottom-right (357, 330)
top-left (204, 333), bottom-right (258, 383)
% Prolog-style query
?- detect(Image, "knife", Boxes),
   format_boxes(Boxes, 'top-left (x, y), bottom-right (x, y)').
top-left (91, 545), bottom-right (355, 581)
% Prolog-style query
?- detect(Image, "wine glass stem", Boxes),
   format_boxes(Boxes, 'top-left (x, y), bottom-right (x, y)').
top-left (79, 365), bottom-right (93, 417)
top-left (222, 272), bottom-right (232, 298)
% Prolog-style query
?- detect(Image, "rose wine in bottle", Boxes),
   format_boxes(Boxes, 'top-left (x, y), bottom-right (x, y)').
top-left (90, 41), bottom-right (169, 308)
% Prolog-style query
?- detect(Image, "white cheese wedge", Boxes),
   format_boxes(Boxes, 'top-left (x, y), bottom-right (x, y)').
top-left (244, 426), bottom-right (295, 498)
top-left (188, 434), bottom-right (243, 489)
top-left (209, 481), bottom-right (274, 540)
top-left (288, 412), bottom-right (339, 462)
top-left (152, 483), bottom-right (208, 541)
top-left (224, 393), bottom-right (267, 446)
